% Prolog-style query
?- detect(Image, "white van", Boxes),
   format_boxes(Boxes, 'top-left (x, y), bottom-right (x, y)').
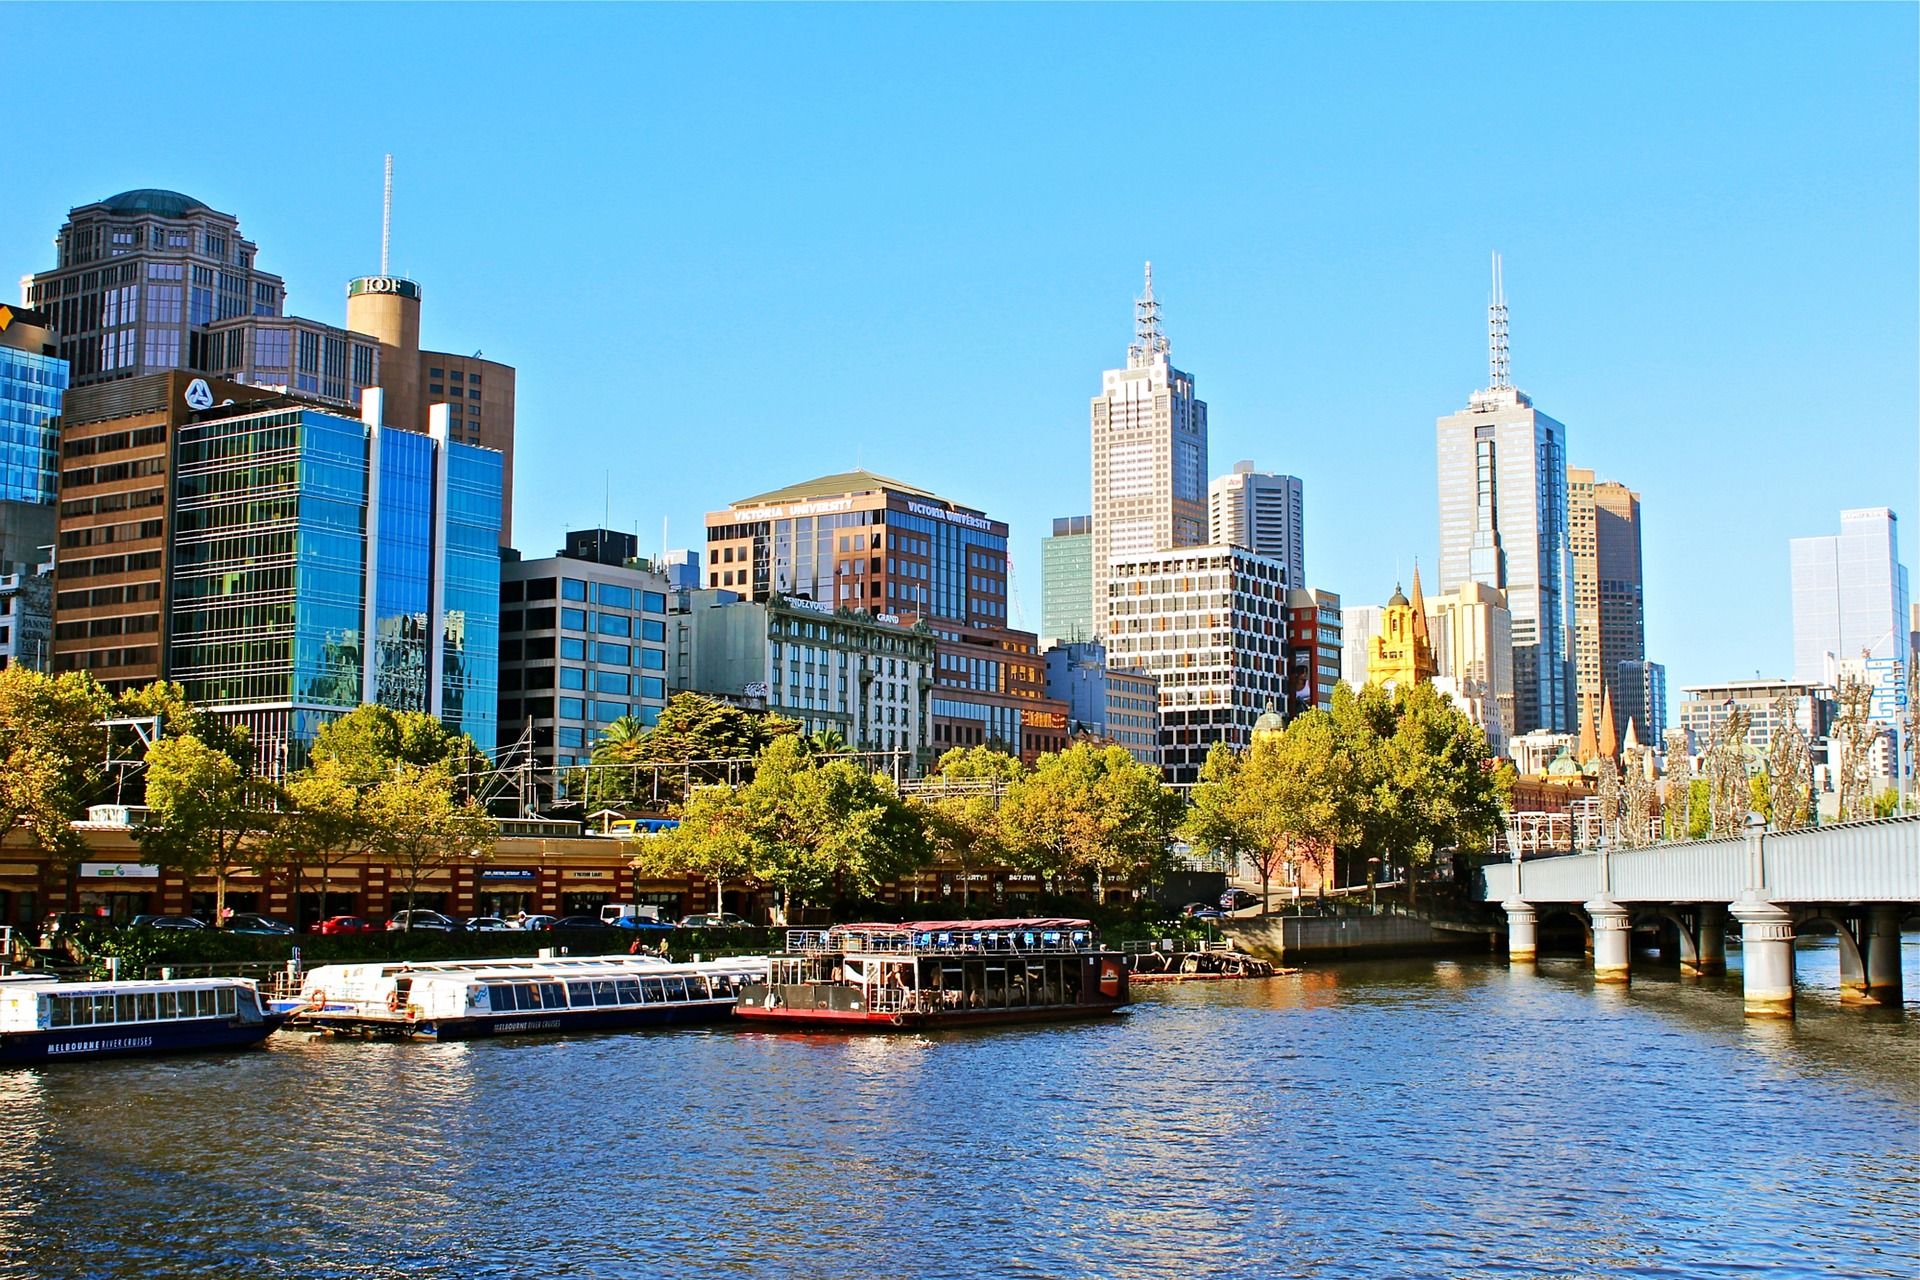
top-left (600, 903), bottom-right (664, 925)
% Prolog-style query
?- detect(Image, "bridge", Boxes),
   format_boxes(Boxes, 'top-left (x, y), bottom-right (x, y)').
top-left (1480, 813), bottom-right (1920, 1017)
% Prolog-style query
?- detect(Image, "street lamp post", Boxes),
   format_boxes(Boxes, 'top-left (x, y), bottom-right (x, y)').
top-left (1367, 857), bottom-right (1380, 915)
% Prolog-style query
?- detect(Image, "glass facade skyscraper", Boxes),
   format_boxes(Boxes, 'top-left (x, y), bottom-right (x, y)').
top-left (0, 324), bottom-right (65, 505)
top-left (1041, 515), bottom-right (1094, 646)
top-left (168, 398), bottom-right (502, 769)
top-left (1791, 508), bottom-right (1910, 685)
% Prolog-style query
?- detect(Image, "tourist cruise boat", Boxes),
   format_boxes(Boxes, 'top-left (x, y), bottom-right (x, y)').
top-left (733, 919), bottom-right (1131, 1030)
top-left (0, 977), bottom-right (283, 1065)
top-left (295, 953), bottom-right (768, 1039)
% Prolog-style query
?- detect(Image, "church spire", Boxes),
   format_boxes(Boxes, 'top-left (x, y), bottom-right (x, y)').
top-left (1599, 687), bottom-right (1618, 761)
top-left (1128, 261), bottom-right (1170, 369)
top-left (1409, 564), bottom-right (1430, 650)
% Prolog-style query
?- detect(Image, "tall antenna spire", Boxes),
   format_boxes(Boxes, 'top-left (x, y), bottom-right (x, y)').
top-left (1488, 250), bottom-right (1510, 389)
top-left (1128, 260), bottom-right (1170, 368)
top-left (381, 154), bottom-right (393, 276)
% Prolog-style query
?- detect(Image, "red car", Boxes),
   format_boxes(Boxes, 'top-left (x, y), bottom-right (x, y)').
top-left (310, 915), bottom-right (378, 935)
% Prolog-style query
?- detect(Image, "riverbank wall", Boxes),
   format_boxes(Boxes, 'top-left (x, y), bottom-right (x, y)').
top-left (1224, 915), bottom-right (1491, 964)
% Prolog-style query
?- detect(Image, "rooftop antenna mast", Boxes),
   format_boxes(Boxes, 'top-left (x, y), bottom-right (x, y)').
top-left (1488, 251), bottom-right (1510, 390)
top-left (1127, 261), bottom-right (1170, 368)
top-left (381, 154), bottom-right (393, 276)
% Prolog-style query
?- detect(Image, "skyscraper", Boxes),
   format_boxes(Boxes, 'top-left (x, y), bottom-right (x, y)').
top-left (1041, 515), bottom-right (1094, 645)
top-left (1208, 462), bottom-right (1304, 591)
top-left (1090, 264), bottom-right (1207, 638)
top-left (1790, 508), bottom-right (1911, 682)
top-left (1568, 468), bottom-right (1647, 737)
top-left (0, 304), bottom-right (65, 576)
top-left (1436, 255), bottom-right (1573, 734)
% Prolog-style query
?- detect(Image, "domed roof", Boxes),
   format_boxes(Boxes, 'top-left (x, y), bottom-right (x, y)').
top-left (1252, 702), bottom-right (1287, 735)
top-left (97, 189), bottom-right (207, 218)
top-left (1387, 584), bottom-right (1409, 607)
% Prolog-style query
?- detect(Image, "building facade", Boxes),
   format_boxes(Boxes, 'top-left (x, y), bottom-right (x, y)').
top-left (1209, 463), bottom-right (1304, 592)
top-left (1790, 508), bottom-right (1910, 684)
top-left (1090, 266), bottom-right (1208, 640)
top-left (704, 471), bottom-right (1008, 627)
top-left (167, 395), bottom-right (501, 767)
top-left (1617, 658), bottom-right (1667, 746)
top-left (1043, 640), bottom-right (1162, 767)
top-left (1341, 604), bottom-right (1383, 690)
top-left (1568, 467), bottom-right (1647, 739)
top-left (1284, 588), bottom-right (1342, 715)
top-left (927, 622), bottom-right (1067, 763)
top-left (1426, 578), bottom-right (1515, 750)
top-left (669, 589), bottom-right (934, 762)
top-left (26, 190), bottom-right (287, 388)
top-left (0, 303), bottom-right (66, 584)
top-left (1041, 515), bottom-right (1095, 646)
top-left (1678, 679), bottom-right (1835, 757)
top-left (1103, 544), bottom-right (1288, 783)
top-left (499, 543), bottom-right (671, 769)
top-left (0, 567), bottom-right (52, 671)
top-left (1435, 263), bottom-right (1572, 734)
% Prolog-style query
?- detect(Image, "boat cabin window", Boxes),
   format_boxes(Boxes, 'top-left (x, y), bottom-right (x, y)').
top-left (566, 982), bottom-right (594, 1007)
top-left (157, 992), bottom-right (178, 1018)
top-left (196, 989), bottom-right (218, 1017)
top-left (216, 988), bottom-right (237, 1017)
top-left (616, 979), bottom-right (641, 1004)
top-left (641, 977), bottom-right (665, 1003)
top-left (592, 980), bottom-right (619, 1007)
top-left (662, 976), bottom-right (687, 1002)
top-left (540, 982), bottom-right (565, 1009)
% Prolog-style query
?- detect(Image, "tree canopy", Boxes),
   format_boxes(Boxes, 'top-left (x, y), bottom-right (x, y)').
top-left (997, 743), bottom-right (1184, 901)
top-left (0, 666), bottom-right (112, 861)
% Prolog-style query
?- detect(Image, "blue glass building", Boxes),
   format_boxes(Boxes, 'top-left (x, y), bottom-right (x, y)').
top-left (0, 306), bottom-right (68, 579)
top-left (171, 393), bottom-right (501, 769)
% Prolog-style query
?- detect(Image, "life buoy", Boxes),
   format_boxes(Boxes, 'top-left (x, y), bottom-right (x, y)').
top-left (306, 989), bottom-right (327, 1011)
top-left (386, 990), bottom-right (403, 1013)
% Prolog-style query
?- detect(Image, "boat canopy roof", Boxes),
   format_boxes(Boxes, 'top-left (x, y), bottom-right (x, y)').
top-left (832, 918), bottom-right (1092, 934)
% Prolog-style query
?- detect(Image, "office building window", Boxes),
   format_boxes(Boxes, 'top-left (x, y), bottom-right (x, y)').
top-left (596, 642), bottom-right (630, 666)
top-left (595, 584), bottom-right (633, 610)
top-left (560, 637), bottom-right (585, 660)
top-left (640, 649), bottom-right (665, 671)
top-left (559, 667), bottom-right (585, 690)
top-left (561, 578), bottom-right (587, 601)
top-left (640, 677), bottom-right (665, 700)
top-left (593, 701), bottom-right (628, 723)
top-left (557, 727), bottom-right (584, 749)
top-left (641, 619), bottom-right (665, 642)
top-left (643, 592), bottom-right (666, 613)
top-left (596, 614), bottom-right (630, 638)
top-left (560, 608), bottom-right (586, 631)
top-left (558, 698), bottom-right (584, 721)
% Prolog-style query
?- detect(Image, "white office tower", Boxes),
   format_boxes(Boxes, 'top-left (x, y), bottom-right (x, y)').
top-left (1090, 263), bottom-right (1208, 638)
top-left (1208, 462), bottom-right (1304, 591)
top-left (1435, 254), bottom-right (1573, 734)
top-left (1791, 508), bottom-right (1910, 684)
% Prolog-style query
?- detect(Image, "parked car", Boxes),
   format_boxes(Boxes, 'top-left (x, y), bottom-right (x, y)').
top-left (549, 915), bottom-right (616, 931)
top-left (1220, 889), bottom-right (1260, 913)
top-left (611, 915), bottom-right (675, 931)
top-left (386, 910), bottom-right (462, 932)
top-left (129, 914), bottom-right (208, 931)
top-left (1179, 902), bottom-right (1225, 921)
top-left (600, 903), bottom-right (666, 925)
top-left (677, 912), bottom-right (750, 929)
top-left (514, 915), bottom-right (558, 932)
top-left (310, 915), bottom-right (378, 935)
top-left (464, 916), bottom-right (511, 932)
top-left (224, 913), bottom-right (295, 936)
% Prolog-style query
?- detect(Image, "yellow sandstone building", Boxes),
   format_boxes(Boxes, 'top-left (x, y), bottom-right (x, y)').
top-left (1366, 569), bottom-right (1438, 690)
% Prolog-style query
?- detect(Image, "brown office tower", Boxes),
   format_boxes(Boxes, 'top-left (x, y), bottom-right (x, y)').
top-left (50, 372), bottom-right (271, 692)
top-left (1568, 466), bottom-right (1646, 741)
top-left (346, 275), bottom-right (516, 545)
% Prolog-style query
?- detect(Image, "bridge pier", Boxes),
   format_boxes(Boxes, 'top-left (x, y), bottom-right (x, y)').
top-left (1695, 904), bottom-right (1727, 976)
top-left (1730, 896), bottom-right (1796, 1018)
top-left (1864, 905), bottom-right (1905, 1007)
top-left (1585, 898), bottom-right (1631, 983)
top-left (1502, 899), bottom-right (1537, 964)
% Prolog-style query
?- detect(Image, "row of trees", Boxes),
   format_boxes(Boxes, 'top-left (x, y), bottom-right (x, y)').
top-left (0, 666), bottom-right (493, 925)
top-left (1183, 682), bottom-right (1508, 909)
top-left (634, 734), bottom-right (1183, 916)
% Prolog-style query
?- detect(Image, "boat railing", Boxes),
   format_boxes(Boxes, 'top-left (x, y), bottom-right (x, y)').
top-left (1120, 939), bottom-right (1233, 955)
top-left (784, 928), bottom-right (1100, 957)
top-left (863, 985), bottom-right (931, 1015)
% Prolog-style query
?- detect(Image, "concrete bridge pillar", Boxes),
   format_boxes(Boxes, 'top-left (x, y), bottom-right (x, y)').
top-left (1864, 905), bottom-right (1905, 1007)
top-left (1730, 895), bottom-right (1796, 1018)
top-left (1585, 898), bottom-right (1631, 983)
top-left (1502, 899), bottom-right (1537, 964)
top-left (1695, 904), bottom-right (1727, 976)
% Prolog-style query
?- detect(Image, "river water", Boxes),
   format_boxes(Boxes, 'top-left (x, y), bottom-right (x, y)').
top-left (1, 941), bottom-right (1915, 1280)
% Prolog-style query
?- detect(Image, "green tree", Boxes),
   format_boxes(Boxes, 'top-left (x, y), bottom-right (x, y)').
top-left (310, 703), bottom-right (483, 787)
top-left (920, 746), bottom-right (1026, 909)
top-left (114, 681), bottom-right (251, 772)
top-left (138, 734), bottom-right (282, 925)
top-left (998, 743), bottom-right (1183, 902)
top-left (588, 694), bottom-right (796, 807)
top-left (364, 763), bottom-right (497, 924)
top-left (1378, 682), bottom-right (1504, 905)
top-left (0, 667), bottom-right (112, 864)
top-left (629, 783), bottom-right (756, 916)
top-left (271, 759), bottom-right (377, 927)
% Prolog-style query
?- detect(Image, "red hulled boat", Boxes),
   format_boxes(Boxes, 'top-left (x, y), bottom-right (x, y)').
top-left (733, 918), bottom-right (1130, 1031)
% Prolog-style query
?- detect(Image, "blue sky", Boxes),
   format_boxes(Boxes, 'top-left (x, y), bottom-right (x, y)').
top-left (5, 4), bottom-right (1914, 695)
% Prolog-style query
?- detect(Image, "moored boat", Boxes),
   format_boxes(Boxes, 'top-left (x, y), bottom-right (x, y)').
top-left (295, 953), bottom-right (768, 1039)
top-left (733, 918), bottom-right (1130, 1031)
top-left (0, 977), bottom-right (283, 1065)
